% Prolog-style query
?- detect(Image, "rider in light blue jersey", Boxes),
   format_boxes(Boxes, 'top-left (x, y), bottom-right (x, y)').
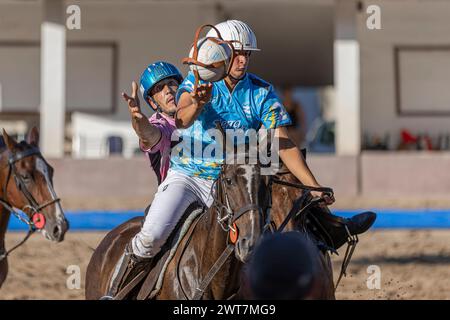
top-left (106, 20), bottom-right (376, 299)
top-left (171, 70), bottom-right (291, 179)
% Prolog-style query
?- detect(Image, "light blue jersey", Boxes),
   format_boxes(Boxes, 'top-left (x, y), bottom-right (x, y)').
top-left (170, 71), bottom-right (292, 179)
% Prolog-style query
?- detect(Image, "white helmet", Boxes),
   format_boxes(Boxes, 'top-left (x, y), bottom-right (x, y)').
top-left (206, 20), bottom-right (260, 51)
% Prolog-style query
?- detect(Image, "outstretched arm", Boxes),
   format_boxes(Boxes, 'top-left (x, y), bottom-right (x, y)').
top-left (122, 81), bottom-right (161, 150)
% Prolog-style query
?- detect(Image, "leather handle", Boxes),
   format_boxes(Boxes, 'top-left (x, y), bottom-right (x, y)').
top-left (182, 24), bottom-right (244, 92)
top-left (191, 24), bottom-right (223, 63)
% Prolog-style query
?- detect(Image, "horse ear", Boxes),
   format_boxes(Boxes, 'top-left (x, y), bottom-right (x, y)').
top-left (2, 129), bottom-right (18, 151)
top-left (27, 126), bottom-right (40, 146)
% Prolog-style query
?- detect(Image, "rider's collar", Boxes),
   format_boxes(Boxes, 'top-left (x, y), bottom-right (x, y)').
top-left (222, 73), bottom-right (248, 93)
top-left (228, 72), bottom-right (247, 83)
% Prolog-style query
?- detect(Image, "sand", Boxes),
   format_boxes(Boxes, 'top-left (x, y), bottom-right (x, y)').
top-left (0, 230), bottom-right (449, 300)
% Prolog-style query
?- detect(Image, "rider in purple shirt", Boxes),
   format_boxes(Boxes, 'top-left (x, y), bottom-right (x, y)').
top-left (122, 61), bottom-right (182, 185)
top-left (141, 112), bottom-right (176, 184)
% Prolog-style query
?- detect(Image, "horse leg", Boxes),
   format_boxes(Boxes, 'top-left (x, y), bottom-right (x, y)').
top-left (85, 217), bottom-right (143, 299)
top-left (0, 207), bottom-right (10, 288)
top-left (324, 253), bottom-right (336, 299)
top-left (317, 251), bottom-right (336, 300)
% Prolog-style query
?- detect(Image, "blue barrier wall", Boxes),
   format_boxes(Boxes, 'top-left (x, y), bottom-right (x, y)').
top-left (5, 209), bottom-right (450, 231)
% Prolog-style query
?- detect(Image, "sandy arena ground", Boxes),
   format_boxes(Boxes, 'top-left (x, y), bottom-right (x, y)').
top-left (0, 229), bottom-right (449, 300)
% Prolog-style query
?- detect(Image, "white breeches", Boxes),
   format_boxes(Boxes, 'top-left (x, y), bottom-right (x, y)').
top-left (131, 169), bottom-right (215, 258)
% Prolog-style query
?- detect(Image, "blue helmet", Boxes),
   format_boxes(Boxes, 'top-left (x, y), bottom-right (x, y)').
top-left (139, 61), bottom-right (183, 108)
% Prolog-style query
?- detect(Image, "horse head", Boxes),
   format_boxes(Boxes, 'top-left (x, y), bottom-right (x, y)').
top-left (0, 128), bottom-right (69, 242)
top-left (214, 123), bottom-right (268, 263)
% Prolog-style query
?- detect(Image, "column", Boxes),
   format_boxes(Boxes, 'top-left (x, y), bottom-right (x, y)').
top-left (40, 0), bottom-right (66, 158)
top-left (334, 0), bottom-right (360, 155)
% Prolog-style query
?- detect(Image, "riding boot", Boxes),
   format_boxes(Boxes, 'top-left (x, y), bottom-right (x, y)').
top-left (345, 211), bottom-right (377, 236)
top-left (101, 242), bottom-right (153, 300)
top-left (307, 206), bottom-right (377, 250)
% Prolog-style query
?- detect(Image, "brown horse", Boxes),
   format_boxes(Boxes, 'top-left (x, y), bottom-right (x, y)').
top-left (234, 164), bottom-right (336, 300)
top-left (266, 167), bottom-right (336, 299)
top-left (0, 128), bottom-right (69, 288)
top-left (85, 158), bottom-right (268, 299)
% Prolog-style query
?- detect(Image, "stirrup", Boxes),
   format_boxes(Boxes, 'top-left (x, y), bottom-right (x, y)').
top-left (334, 225), bottom-right (358, 289)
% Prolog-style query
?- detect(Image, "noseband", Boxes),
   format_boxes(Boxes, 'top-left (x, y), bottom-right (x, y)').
top-left (212, 170), bottom-right (262, 233)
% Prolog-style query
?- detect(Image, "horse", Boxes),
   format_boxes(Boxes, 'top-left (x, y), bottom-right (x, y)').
top-left (85, 155), bottom-right (269, 300)
top-left (232, 164), bottom-right (336, 300)
top-left (263, 166), bottom-right (336, 299)
top-left (0, 127), bottom-right (69, 288)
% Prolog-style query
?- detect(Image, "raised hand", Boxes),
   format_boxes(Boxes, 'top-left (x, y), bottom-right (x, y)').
top-left (122, 81), bottom-right (160, 148)
top-left (190, 83), bottom-right (213, 107)
top-left (122, 81), bottom-right (144, 120)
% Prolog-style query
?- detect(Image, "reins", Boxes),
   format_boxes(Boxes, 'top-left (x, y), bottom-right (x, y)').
top-left (172, 167), bottom-right (356, 299)
top-left (179, 168), bottom-right (265, 300)
top-left (269, 175), bottom-right (358, 289)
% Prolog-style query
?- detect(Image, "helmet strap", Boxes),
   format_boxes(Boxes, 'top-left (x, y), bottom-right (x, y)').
top-left (149, 96), bottom-right (176, 117)
top-left (148, 96), bottom-right (162, 113)
top-left (228, 72), bottom-right (245, 82)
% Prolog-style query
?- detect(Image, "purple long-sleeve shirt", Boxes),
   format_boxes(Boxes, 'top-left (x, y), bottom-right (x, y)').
top-left (140, 112), bottom-right (176, 184)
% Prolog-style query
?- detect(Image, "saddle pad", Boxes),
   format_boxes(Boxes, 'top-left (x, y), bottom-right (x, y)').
top-left (141, 205), bottom-right (205, 299)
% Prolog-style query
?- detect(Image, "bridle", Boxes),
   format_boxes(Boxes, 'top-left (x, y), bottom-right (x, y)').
top-left (212, 169), bottom-right (263, 235)
top-left (268, 174), bottom-right (358, 289)
top-left (0, 146), bottom-right (61, 261)
top-left (185, 164), bottom-right (271, 300)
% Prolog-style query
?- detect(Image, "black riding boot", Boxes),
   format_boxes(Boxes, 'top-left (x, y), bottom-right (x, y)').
top-left (101, 243), bottom-right (152, 300)
top-left (307, 206), bottom-right (377, 250)
top-left (345, 211), bottom-right (377, 236)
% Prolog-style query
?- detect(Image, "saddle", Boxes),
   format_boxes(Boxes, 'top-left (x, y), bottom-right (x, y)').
top-left (134, 202), bottom-right (206, 300)
top-left (302, 203), bottom-right (352, 252)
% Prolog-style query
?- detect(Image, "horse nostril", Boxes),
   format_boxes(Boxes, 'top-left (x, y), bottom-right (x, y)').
top-left (239, 238), bottom-right (247, 250)
top-left (53, 225), bottom-right (61, 238)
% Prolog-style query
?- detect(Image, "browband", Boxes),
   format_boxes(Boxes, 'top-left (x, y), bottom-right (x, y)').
top-left (8, 147), bottom-right (41, 165)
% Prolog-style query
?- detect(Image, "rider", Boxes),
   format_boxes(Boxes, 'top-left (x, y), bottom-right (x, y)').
top-left (106, 20), bottom-right (375, 299)
top-left (122, 61), bottom-right (183, 185)
top-left (103, 61), bottom-right (184, 298)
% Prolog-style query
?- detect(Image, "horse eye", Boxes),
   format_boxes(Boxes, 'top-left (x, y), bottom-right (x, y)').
top-left (225, 178), bottom-right (233, 185)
